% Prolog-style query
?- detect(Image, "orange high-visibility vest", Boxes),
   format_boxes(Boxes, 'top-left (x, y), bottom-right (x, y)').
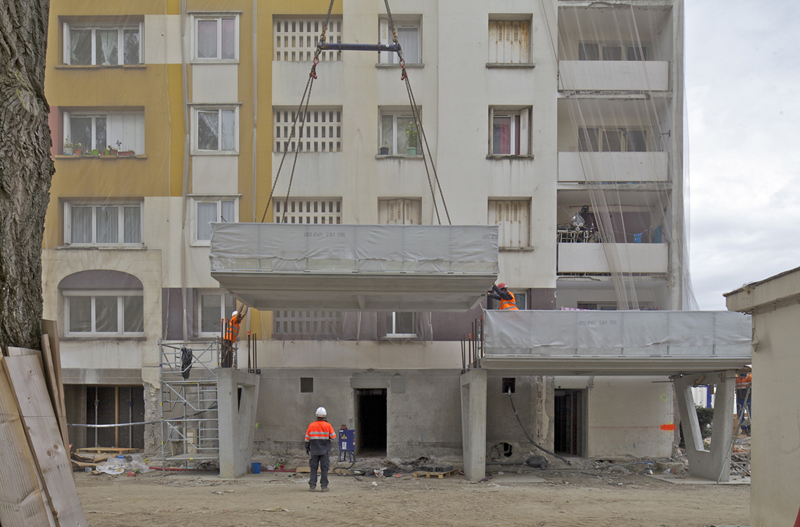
top-left (225, 314), bottom-right (242, 342)
top-left (499, 291), bottom-right (519, 311)
top-left (736, 373), bottom-right (752, 386)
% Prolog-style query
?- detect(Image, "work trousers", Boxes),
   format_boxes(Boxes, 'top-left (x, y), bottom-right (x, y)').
top-left (309, 453), bottom-right (330, 488)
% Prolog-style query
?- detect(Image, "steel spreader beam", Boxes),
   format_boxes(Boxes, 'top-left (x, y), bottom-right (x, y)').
top-left (320, 43), bottom-right (400, 52)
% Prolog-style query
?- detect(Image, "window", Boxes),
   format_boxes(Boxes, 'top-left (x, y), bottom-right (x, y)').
top-left (378, 199), bottom-right (421, 225)
top-left (192, 106), bottom-right (238, 154)
top-left (577, 302), bottom-right (618, 311)
top-left (490, 108), bottom-right (530, 156)
top-left (488, 200), bottom-right (530, 248)
top-left (64, 202), bottom-right (143, 245)
top-left (488, 20), bottom-right (530, 64)
top-left (300, 378), bottom-right (314, 393)
top-left (379, 18), bottom-right (420, 64)
top-left (274, 18), bottom-right (342, 62)
top-left (578, 42), bottom-right (649, 61)
top-left (274, 108), bottom-right (341, 153)
top-left (64, 292), bottom-right (144, 336)
top-left (193, 197), bottom-right (237, 243)
top-left (274, 199), bottom-right (341, 224)
top-left (198, 290), bottom-right (235, 335)
top-left (193, 14), bottom-right (238, 61)
top-left (63, 21), bottom-right (142, 66)
top-left (502, 378), bottom-right (516, 394)
top-left (62, 111), bottom-right (145, 154)
top-left (386, 312), bottom-right (416, 338)
top-left (380, 111), bottom-right (419, 155)
top-left (578, 127), bottom-right (648, 152)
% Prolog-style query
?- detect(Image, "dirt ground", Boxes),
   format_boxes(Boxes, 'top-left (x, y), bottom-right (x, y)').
top-left (75, 457), bottom-right (750, 527)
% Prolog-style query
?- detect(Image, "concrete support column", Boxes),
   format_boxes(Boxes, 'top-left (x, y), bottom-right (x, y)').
top-left (217, 370), bottom-right (261, 478)
top-left (460, 369), bottom-right (487, 481)
top-left (671, 370), bottom-right (736, 482)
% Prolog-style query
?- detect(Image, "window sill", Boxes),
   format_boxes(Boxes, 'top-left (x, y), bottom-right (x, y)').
top-left (191, 59), bottom-right (240, 65)
top-left (60, 336), bottom-right (147, 342)
top-left (191, 150), bottom-right (239, 156)
top-left (55, 155), bottom-right (147, 160)
top-left (375, 63), bottom-right (425, 69)
top-left (486, 63), bottom-right (535, 69)
top-left (486, 154), bottom-right (535, 160)
top-left (56, 245), bottom-right (148, 250)
top-left (55, 64), bottom-right (147, 70)
top-left (500, 246), bottom-right (535, 252)
top-left (380, 335), bottom-right (421, 341)
top-left (376, 154), bottom-right (424, 160)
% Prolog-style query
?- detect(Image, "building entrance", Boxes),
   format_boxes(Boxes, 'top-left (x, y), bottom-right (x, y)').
top-left (355, 388), bottom-right (387, 456)
top-left (554, 389), bottom-right (586, 456)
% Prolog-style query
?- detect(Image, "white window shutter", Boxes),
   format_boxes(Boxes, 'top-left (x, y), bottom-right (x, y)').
top-left (134, 113), bottom-right (145, 154)
top-left (63, 112), bottom-right (71, 147)
top-left (404, 199), bottom-right (421, 225)
top-left (63, 23), bottom-right (71, 65)
top-left (519, 109), bottom-right (529, 156)
top-left (379, 19), bottom-right (389, 64)
top-left (489, 22), bottom-right (499, 63)
top-left (64, 202), bottom-right (72, 245)
top-left (488, 107), bottom-right (494, 154)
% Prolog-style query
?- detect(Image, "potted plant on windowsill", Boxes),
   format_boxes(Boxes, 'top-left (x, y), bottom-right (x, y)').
top-left (380, 141), bottom-right (390, 156)
top-left (63, 137), bottom-right (74, 155)
top-left (73, 142), bottom-right (83, 156)
top-left (115, 141), bottom-right (135, 157)
top-left (405, 121), bottom-right (419, 156)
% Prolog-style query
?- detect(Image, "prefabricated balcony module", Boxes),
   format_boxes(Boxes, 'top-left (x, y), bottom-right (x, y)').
top-left (209, 223), bottom-right (499, 312)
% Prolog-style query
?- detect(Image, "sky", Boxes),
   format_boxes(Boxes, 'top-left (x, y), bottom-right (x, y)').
top-left (686, 0), bottom-right (800, 309)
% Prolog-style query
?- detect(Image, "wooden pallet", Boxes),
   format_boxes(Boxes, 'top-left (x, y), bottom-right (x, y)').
top-left (413, 469), bottom-right (458, 479)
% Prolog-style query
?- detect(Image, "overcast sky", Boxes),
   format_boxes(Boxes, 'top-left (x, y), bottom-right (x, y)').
top-left (686, 0), bottom-right (800, 309)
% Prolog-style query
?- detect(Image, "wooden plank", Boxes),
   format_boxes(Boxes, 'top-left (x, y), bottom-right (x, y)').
top-left (0, 358), bottom-right (53, 527)
top-left (41, 321), bottom-right (68, 448)
top-left (75, 447), bottom-right (138, 454)
top-left (412, 469), bottom-right (458, 479)
top-left (7, 347), bottom-right (42, 357)
top-left (5, 355), bottom-right (87, 526)
top-left (40, 336), bottom-right (68, 451)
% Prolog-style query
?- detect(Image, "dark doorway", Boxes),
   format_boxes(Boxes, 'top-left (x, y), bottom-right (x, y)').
top-left (554, 389), bottom-right (586, 456)
top-left (355, 388), bottom-right (387, 456)
top-left (85, 385), bottom-right (145, 449)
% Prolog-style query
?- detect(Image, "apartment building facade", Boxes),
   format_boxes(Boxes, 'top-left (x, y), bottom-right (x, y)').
top-left (43, 0), bottom-right (686, 460)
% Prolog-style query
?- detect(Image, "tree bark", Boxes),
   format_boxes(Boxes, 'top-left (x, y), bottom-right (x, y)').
top-left (0, 0), bottom-right (53, 352)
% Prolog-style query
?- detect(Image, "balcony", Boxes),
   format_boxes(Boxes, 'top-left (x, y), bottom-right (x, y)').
top-left (559, 60), bottom-right (670, 92)
top-left (558, 152), bottom-right (669, 182)
top-left (557, 242), bottom-right (668, 274)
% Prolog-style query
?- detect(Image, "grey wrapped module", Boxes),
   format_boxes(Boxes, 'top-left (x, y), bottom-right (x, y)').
top-left (209, 223), bottom-right (499, 311)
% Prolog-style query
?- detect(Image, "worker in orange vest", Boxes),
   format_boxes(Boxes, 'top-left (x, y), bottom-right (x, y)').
top-left (735, 367), bottom-right (752, 427)
top-left (488, 283), bottom-right (519, 310)
top-left (221, 305), bottom-right (248, 367)
top-left (305, 406), bottom-right (336, 492)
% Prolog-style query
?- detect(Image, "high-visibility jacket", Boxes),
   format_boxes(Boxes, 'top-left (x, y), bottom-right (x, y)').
top-left (499, 291), bottom-right (519, 311)
top-left (736, 373), bottom-right (752, 387)
top-left (225, 314), bottom-right (242, 343)
top-left (305, 419), bottom-right (336, 455)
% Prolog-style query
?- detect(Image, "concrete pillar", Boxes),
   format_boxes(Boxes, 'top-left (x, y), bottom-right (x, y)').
top-left (217, 369), bottom-right (261, 478)
top-left (460, 369), bottom-right (487, 481)
top-left (671, 370), bottom-right (736, 482)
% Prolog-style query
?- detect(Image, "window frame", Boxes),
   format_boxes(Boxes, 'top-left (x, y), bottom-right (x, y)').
top-left (63, 201), bottom-right (144, 246)
top-left (379, 17), bottom-right (421, 64)
top-left (196, 289), bottom-right (236, 337)
top-left (488, 199), bottom-right (531, 249)
top-left (62, 109), bottom-right (145, 155)
top-left (63, 290), bottom-right (144, 337)
top-left (385, 311), bottom-right (417, 338)
top-left (62, 21), bottom-right (143, 66)
top-left (191, 13), bottom-right (240, 63)
top-left (191, 105), bottom-right (240, 155)
top-left (489, 107), bottom-right (531, 157)
top-left (379, 110), bottom-right (420, 156)
top-left (578, 41), bottom-right (650, 61)
top-left (488, 18), bottom-right (531, 64)
top-left (578, 127), bottom-right (648, 153)
top-left (191, 195), bottom-right (239, 245)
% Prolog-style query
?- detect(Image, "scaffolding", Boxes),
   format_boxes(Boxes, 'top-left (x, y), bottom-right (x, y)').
top-left (158, 339), bottom-right (224, 469)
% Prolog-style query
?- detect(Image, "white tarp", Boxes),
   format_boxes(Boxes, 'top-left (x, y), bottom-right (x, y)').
top-left (484, 310), bottom-right (752, 358)
top-left (210, 223), bottom-right (499, 273)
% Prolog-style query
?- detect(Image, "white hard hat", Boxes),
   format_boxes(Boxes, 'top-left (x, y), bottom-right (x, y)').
top-left (315, 407), bottom-right (327, 417)
top-left (232, 311), bottom-right (238, 317)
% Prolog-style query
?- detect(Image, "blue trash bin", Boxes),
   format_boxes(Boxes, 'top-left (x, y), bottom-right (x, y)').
top-left (251, 462), bottom-right (262, 474)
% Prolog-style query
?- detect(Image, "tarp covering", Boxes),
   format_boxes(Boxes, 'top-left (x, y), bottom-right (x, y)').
top-left (210, 223), bottom-right (499, 311)
top-left (484, 310), bottom-right (752, 357)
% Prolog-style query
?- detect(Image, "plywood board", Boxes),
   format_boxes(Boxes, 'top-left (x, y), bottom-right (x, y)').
top-left (5, 355), bottom-right (87, 526)
top-left (0, 358), bottom-right (53, 527)
top-left (41, 336), bottom-right (69, 451)
top-left (7, 347), bottom-right (41, 357)
top-left (42, 321), bottom-right (69, 448)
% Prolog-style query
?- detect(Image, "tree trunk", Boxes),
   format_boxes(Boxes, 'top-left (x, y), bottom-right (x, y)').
top-left (0, 0), bottom-right (53, 352)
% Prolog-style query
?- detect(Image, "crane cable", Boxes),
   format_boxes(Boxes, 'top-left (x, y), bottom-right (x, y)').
top-left (260, 0), bottom-right (336, 223)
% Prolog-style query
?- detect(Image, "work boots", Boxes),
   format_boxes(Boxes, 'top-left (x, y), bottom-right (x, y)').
top-left (320, 486), bottom-right (329, 492)
top-left (309, 484), bottom-right (315, 492)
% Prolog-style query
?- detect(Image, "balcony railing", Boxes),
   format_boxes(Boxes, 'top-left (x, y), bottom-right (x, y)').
top-left (559, 60), bottom-right (669, 91)
top-left (557, 242), bottom-right (668, 274)
top-left (558, 151), bottom-right (669, 182)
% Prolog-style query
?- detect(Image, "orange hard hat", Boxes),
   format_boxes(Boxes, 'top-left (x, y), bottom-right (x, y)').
top-left (498, 283), bottom-right (507, 289)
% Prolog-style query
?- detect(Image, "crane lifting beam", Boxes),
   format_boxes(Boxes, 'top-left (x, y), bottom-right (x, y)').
top-left (320, 43), bottom-right (401, 52)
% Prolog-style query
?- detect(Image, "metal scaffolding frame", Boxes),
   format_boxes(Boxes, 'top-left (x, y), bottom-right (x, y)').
top-left (158, 339), bottom-right (223, 469)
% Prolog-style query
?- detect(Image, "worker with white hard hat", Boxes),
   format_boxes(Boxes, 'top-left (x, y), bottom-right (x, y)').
top-left (221, 305), bottom-right (248, 367)
top-left (487, 283), bottom-right (519, 311)
top-left (304, 406), bottom-right (336, 492)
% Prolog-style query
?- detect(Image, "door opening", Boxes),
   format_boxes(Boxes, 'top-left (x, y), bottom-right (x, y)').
top-left (85, 385), bottom-right (145, 449)
top-left (355, 388), bottom-right (387, 456)
top-left (554, 389), bottom-right (586, 456)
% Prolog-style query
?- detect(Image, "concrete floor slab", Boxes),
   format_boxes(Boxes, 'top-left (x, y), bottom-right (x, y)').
top-left (647, 474), bottom-right (750, 485)
top-left (490, 474), bottom-right (547, 483)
